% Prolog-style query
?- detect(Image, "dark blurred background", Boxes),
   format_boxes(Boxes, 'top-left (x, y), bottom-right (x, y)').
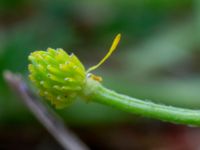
top-left (1, 0), bottom-right (200, 149)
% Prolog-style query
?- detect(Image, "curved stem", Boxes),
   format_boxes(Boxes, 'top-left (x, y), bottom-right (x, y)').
top-left (88, 83), bottom-right (200, 126)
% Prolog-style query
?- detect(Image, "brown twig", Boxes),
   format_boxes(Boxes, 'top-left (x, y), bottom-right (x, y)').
top-left (3, 71), bottom-right (89, 150)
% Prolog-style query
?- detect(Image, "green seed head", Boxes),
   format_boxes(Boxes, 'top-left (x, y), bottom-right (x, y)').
top-left (28, 48), bottom-right (86, 108)
top-left (28, 34), bottom-right (121, 108)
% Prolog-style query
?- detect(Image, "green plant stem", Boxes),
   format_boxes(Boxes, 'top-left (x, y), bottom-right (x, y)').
top-left (87, 82), bottom-right (200, 126)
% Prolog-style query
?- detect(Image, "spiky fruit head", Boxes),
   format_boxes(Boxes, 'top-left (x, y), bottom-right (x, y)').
top-left (28, 34), bottom-right (121, 108)
top-left (28, 48), bottom-right (86, 108)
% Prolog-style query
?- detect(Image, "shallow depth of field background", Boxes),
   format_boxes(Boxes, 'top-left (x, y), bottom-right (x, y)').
top-left (1, 0), bottom-right (200, 149)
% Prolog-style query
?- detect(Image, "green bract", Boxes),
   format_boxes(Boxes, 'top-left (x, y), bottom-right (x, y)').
top-left (28, 48), bottom-right (86, 108)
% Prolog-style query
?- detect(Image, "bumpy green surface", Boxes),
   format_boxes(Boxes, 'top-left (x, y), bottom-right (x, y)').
top-left (28, 48), bottom-right (86, 108)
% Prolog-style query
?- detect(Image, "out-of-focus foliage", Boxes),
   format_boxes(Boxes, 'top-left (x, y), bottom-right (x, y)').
top-left (1, 0), bottom-right (200, 126)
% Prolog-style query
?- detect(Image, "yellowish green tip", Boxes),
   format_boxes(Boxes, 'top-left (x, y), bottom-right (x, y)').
top-left (87, 33), bottom-right (121, 73)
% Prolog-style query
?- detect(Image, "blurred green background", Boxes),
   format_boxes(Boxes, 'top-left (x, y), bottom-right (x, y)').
top-left (0, 0), bottom-right (200, 125)
top-left (1, 0), bottom-right (200, 127)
